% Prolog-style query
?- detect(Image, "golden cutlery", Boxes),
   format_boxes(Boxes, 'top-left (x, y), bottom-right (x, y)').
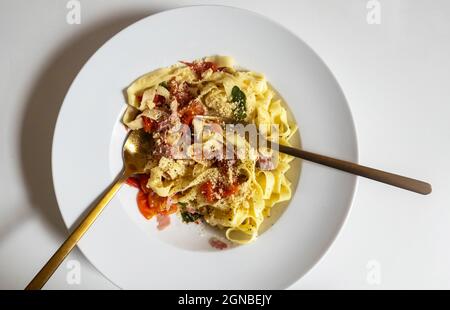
top-left (25, 129), bottom-right (153, 290)
top-left (26, 116), bottom-right (431, 289)
top-left (270, 141), bottom-right (431, 195)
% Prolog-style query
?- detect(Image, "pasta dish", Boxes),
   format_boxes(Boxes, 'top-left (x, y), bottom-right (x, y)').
top-left (123, 56), bottom-right (296, 245)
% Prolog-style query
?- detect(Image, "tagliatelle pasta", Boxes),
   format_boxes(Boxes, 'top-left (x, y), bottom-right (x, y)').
top-left (123, 56), bottom-right (297, 245)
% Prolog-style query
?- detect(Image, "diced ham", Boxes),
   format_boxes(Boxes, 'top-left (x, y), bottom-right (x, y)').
top-left (156, 214), bottom-right (171, 230)
top-left (153, 100), bottom-right (179, 133)
top-left (209, 237), bottom-right (228, 250)
top-left (257, 152), bottom-right (275, 171)
top-left (153, 94), bottom-right (166, 105)
top-left (186, 206), bottom-right (197, 214)
top-left (181, 61), bottom-right (219, 79)
top-left (209, 123), bottom-right (223, 135)
top-left (168, 78), bottom-right (192, 107)
top-left (155, 118), bottom-right (171, 132)
top-left (216, 159), bottom-right (236, 175)
top-left (153, 139), bottom-right (175, 158)
top-left (202, 144), bottom-right (223, 161)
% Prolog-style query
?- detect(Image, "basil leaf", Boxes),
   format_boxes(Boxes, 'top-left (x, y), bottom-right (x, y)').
top-left (178, 202), bottom-right (187, 207)
top-left (159, 81), bottom-right (169, 89)
top-left (180, 211), bottom-right (202, 223)
top-left (231, 86), bottom-right (247, 121)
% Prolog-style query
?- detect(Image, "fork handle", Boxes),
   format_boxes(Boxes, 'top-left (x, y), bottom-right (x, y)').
top-left (25, 172), bottom-right (128, 290)
top-left (275, 143), bottom-right (431, 195)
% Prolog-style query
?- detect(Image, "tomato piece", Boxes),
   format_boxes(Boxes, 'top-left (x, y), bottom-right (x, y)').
top-left (126, 176), bottom-right (140, 188)
top-left (137, 190), bottom-right (156, 219)
top-left (179, 101), bottom-right (205, 125)
top-left (159, 204), bottom-right (178, 216)
top-left (133, 175), bottom-right (177, 220)
top-left (148, 190), bottom-right (164, 209)
top-left (199, 179), bottom-right (239, 202)
top-left (222, 183), bottom-right (239, 198)
top-left (139, 175), bottom-right (150, 194)
top-left (148, 191), bottom-right (177, 214)
top-left (126, 174), bottom-right (150, 190)
top-left (200, 181), bottom-right (215, 203)
top-left (142, 116), bottom-right (157, 133)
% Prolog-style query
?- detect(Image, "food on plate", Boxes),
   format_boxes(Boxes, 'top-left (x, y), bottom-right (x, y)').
top-left (123, 56), bottom-right (297, 244)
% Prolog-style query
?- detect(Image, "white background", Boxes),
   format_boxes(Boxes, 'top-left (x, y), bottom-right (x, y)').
top-left (0, 0), bottom-right (449, 290)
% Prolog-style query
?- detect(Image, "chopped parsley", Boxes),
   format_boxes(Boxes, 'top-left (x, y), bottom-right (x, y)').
top-left (180, 211), bottom-right (203, 223)
top-left (159, 81), bottom-right (169, 89)
top-left (179, 203), bottom-right (203, 223)
top-left (231, 86), bottom-right (247, 121)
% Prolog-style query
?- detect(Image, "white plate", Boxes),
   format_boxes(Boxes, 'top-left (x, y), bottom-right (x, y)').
top-left (52, 6), bottom-right (358, 289)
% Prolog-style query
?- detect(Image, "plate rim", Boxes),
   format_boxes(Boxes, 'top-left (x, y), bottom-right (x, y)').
top-left (51, 4), bottom-right (359, 289)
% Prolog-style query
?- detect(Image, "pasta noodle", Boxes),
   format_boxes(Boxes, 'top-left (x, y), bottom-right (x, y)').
top-left (123, 56), bottom-right (297, 245)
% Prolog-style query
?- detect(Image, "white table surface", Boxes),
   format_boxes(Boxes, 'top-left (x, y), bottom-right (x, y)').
top-left (1, 0), bottom-right (449, 290)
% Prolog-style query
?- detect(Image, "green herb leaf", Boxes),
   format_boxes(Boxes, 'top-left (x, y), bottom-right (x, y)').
top-left (181, 211), bottom-right (203, 223)
top-left (159, 81), bottom-right (169, 89)
top-left (231, 86), bottom-right (247, 121)
top-left (178, 202), bottom-right (187, 207)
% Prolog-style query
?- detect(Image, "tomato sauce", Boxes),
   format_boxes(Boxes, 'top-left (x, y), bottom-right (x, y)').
top-left (200, 180), bottom-right (239, 203)
top-left (126, 175), bottom-right (178, 220)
